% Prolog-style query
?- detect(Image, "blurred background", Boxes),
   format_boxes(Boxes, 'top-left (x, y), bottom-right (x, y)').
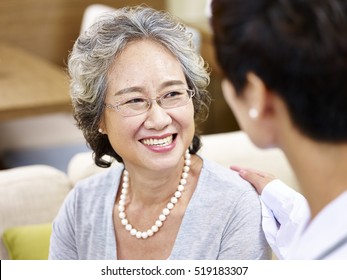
top-left (0, 0), bottom-right (239, 172)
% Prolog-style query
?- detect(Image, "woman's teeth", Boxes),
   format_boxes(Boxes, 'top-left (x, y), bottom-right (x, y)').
top-left (142, 135), bottom-right (173, 146)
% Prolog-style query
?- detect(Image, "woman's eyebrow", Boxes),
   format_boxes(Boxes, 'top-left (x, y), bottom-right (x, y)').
top-left (113, 86), bottom-right (144, 96)
top-left (159, 80), bottom-right (186, 90)
top-left (113, 80), bottom-right (186, 96)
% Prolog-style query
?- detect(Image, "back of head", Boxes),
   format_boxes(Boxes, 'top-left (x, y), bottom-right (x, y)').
top-left (211, 0), bottom-right (347, 142)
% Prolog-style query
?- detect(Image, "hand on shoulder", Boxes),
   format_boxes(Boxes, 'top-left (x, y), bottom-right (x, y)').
top-left (230, 166), bottom-right (276, 195)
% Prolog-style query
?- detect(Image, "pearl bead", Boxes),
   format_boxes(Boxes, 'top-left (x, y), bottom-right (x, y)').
top-left (118, 205), bottom-right (124, 212)
top-left (159, 214), bottom-right (166, 221)
top-left (125, 224), bottom-right (132, 231)
top-left (121, 218), bottom-right (128, 225)
top-left (171, 197), bottom-right (178, 204)
top-left (119, 212), bottom-right (126, 219)
top-left (180, 178), bottom-right (187, 185)
top-left (163, 208), bottom-right (170, 216)
top-left (130, 229), bottom-right (137, 236)
top-left (174, 191), bottom-right (182, 198)
top-left (147, 229), bottom-right (154, 236)
top-left (136, 231), bottom-right (142, 239)
top-left (178, 185), bottom-right (185, 192)
top-left (167, 202), bottom-right (174, 209)
top-left (141, 232), bottom-right (148, 239)
top-left (183, 166), bottom-right (190, 172)
top-left (155, 220), bottom-right (163, 227)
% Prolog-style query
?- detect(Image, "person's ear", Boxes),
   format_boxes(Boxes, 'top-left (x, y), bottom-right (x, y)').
top-left (98, 118), bottom-right (107, 135)
top-left (243, 72), bottom-right (270, 120)
top-left (221, 73), bottom-right (272, 120)
top-left (244, 72), bottom-right (280, 147)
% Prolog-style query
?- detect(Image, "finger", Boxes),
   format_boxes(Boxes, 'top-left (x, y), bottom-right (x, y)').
top-left (238, 169), bottom-right (272, 194)
top-left (241, 168), bottom-right (273, 179)
top-left (230, 166), bottom-right (275, 180)
top-left (230, 165), bottom-right (244, 172)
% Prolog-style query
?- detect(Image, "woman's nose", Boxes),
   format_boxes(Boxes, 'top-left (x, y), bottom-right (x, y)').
top-left (143, 102), bottom-right (172, 130)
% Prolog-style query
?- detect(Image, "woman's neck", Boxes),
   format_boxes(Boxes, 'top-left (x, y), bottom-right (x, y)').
top-left (122, 156), bottom-right (189, 207)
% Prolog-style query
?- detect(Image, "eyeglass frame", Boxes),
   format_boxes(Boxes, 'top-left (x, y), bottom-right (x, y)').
top-left (103, 88), bottom-right (195, 117)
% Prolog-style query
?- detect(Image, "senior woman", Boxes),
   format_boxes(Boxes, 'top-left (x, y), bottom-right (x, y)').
top-left (49, 6), bottom-right (270, 260)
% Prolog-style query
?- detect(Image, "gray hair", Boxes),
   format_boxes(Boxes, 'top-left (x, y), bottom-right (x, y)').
top-left (69, 6), bottom-right (211, 167)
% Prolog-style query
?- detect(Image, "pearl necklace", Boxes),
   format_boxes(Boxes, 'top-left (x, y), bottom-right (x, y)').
top-left (118, 150), bottom-right (191, 239)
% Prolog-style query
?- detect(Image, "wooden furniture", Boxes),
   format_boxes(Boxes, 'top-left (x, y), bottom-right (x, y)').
top-left (0, 44), bottom-right (71, 121)
top-left (0, 0), bottom-right (166, 67)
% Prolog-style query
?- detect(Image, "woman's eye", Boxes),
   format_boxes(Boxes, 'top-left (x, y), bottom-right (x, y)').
top-left (124, 98), bottom-right (146, 104)
top-left (164, 91), bottom-right (183, 99)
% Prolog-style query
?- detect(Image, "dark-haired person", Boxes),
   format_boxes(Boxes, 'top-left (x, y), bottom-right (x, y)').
top-left (49, 6), bottom-right (270, 260)
top-left (211, 0), bottom-right (347, 259)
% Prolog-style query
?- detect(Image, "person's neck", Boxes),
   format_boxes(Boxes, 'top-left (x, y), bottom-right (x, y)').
top-left (282, 131), bottom-right (347, 220)
top-left (123, 158), bottom-right (186, 207)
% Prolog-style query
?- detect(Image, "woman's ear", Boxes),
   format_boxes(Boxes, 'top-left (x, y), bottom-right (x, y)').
top-left (98, 118), bottom-right (107, 135)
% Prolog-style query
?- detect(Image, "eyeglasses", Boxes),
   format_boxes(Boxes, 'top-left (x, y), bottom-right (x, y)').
top-left (104, 88), bottom-right (195, 117)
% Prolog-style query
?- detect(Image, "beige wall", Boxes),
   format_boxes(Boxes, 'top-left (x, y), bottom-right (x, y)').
top-left (166, 0), bottom-right (210, 22)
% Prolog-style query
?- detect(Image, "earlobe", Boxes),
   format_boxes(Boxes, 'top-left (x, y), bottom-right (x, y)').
top-left (98, 119), bottom-right (107, 135)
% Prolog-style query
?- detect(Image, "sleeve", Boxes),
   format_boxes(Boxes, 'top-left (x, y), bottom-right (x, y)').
top-left (260, 179), bottom-right (310, 259)
top-left (49, 188), bottom-right (79, 260)
top-left (218, 189), bottom-right (272, 260)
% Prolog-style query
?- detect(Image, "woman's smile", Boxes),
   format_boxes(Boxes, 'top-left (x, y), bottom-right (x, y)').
top-left (139, 133), bottom-right (178, 153)
top-left (140, 134), bottom-right (174, 146)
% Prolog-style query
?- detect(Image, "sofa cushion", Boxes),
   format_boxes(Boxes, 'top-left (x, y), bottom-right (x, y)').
top-left (0, 165), bottom-right (71, 259)
top-left (67, 152), bottom-right (111, 186)
top-left (2, 223), bottom-right (51, 260)
top-left (199, 131), bottom-right (300, 191)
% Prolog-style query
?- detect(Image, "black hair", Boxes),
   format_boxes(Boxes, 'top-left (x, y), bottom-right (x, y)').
top-left (212, 0), bottom-right (347, 142)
